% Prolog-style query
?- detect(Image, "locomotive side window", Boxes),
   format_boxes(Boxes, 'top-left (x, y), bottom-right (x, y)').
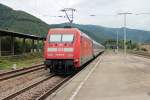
top-left (62, 34), bottom-right (74, 42)
top-left (49, 34), bottom-right (61, 42)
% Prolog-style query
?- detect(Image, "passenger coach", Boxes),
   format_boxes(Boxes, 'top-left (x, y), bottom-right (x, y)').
top-left (44, 28), bottom-right (104, 74)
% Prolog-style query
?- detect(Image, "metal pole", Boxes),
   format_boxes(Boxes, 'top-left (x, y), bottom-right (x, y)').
top-left (43, 38), bottom-right (45, 52)
top-left (0, 36), bottom-right (1, 56)
top-left (118, 12), bottom-right (132, 55)
top-left (23, 38), bottom-right (26, 54)
top-left (124, 14), bottom-right (127, 55)
top-left (37, 39), bottom-right (39, 52)
top-left (31, 39), bottom-right (34, 53)
top-left (11, 36), bottom-right (15, 56)
top-left (116, 30), bottom-right (119, 53)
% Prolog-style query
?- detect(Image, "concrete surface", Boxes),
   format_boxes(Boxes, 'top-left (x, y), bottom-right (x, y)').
top-left (47, 52), bottom-right (150, 100)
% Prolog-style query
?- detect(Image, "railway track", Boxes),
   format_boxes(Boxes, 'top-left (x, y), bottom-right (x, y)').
top-left (0, 70), bottom-right (79, 100)
top-left (0, 64), bottom-right (87, 100)
top-left (1, 74), bottom-right (56, 100)
top-left (0, 64), bottom-right (45, 81)
top-left (0, 54), bottom-right (102, 100)
top-left (36, 57), bottom-right (101, 100)
top-left (0, 73), bottom-right (71, 100)
top-left (36, 76), bottom-right (71, 100)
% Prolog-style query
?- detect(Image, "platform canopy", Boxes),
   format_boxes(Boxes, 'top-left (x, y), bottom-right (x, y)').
top-left (0, 29), bottom-right (45, 40)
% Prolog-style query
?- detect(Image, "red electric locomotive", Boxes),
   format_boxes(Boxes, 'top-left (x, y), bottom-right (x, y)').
top-left (44, 28), bottom-right (104, 74)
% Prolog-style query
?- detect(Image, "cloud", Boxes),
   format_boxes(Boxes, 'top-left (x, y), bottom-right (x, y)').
top-left (0, 0), bottom-right (150, 31)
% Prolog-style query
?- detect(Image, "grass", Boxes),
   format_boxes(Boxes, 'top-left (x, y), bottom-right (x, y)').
top-left (0, 53), bottom-right (44, 70)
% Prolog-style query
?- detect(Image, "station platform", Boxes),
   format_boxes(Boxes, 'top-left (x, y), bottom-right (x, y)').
top-left (47, 52), bottom-right (150, 100)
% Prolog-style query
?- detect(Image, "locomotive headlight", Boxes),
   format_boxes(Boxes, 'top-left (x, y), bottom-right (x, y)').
top-left (74, 59), bottom-right (79, 62)
top-left (64, 48), bottom-right (73, 52)
top-left (47, 48), bottom-right (57, 52)
top-left (48, 53), bottom-right (53, 56)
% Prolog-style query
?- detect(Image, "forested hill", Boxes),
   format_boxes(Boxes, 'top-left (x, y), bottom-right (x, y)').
top-left (0, 3), bottom-right (49, 36)
top-left (1, 3), bottom-right (150, 44)
top-left (49, 23), bottom-right (150, 43)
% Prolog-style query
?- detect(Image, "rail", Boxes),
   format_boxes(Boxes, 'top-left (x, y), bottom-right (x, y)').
top-left (1, 74), bottom-right (55, 100)
top-left (36, 76), bottom-right (71, 100)
top-left (0, 64), bottom-right (45, 81)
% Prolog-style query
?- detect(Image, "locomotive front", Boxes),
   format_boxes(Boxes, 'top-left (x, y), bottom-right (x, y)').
top-left (44, 29), bottom-right (80, 74)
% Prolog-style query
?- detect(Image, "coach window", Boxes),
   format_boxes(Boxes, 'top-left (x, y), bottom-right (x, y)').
top-left (49, 34), bottom-right (61, 42)
top-left (62, 34), bottom-right (74, 42)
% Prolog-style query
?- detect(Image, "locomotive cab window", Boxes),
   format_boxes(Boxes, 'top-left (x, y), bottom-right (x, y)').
top-left (62, 34), bottom-right (74, 42)
top-left (49, 34), bottom-right (74, 43)
top-left (49, 34), bottom-right (61, 42)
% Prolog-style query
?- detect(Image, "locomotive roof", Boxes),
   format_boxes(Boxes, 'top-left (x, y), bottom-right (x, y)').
top-left (49, 28), bottom-right (103, 46)
top-left (49, 28), bottom-right (78, 31)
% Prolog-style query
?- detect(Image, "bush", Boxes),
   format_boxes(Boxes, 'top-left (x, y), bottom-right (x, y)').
top-left (141, 48), bottom-right (148, 52)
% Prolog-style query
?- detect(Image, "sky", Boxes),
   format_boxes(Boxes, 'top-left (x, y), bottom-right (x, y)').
top-left (0, 0), bottom-right (150, 31)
